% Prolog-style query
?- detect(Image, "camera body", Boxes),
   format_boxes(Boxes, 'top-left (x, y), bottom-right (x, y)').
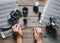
top-left (46, 17), bottom-right (57, 38)
top-left (46, 17), bottom-right (58, 29)
top-left (8, 9), bottom-right (21, 26)
top-left (49, 17), bottom-right (57, 28)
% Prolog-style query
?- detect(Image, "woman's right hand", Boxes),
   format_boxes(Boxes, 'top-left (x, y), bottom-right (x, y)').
top-left (33, 27), bottom-right (42, 41)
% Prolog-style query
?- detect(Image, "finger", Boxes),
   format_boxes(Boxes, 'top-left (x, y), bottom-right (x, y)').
top-left (18, 24), bottom-right (22, 36)
top-left (18, 24), bottom-right (21, 30)
top-left (12, 26), bottom-right (16, 32)
top-left (12, 25), bottom-right (14, 29)
top-left (14, 24), bottom-right (19, 30)
top-left (17, 24), bottom-right (22, 33)
top-left (12, 26), bottom-right (14, 29)
top-left (36, 27), bottom-right (42, 33)
top-left (17, 24), bottom-right (21, 30)
top-left (37, 27), bottom-right (42, 32)
top-left (34, 28), bottom-right (37, 35)
top-left (12, 24), bottom-right (17, 29)
top-left (12, 24), bottom-right (18, 32)
top-left (33, 27), bottom-right (36, 32)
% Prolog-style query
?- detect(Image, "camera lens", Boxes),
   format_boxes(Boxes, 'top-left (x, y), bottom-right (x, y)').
top-left (22, 7), bottom-right (28, 17)
top-left (13, 13), bottom-right (18, 18)
top-left (14, 13), bottom-right (17, 17)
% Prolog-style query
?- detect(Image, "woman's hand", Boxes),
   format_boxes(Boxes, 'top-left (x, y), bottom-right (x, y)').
top-left (33, 27), bottom-right (42, 43)
top-left (12, 24), bottom-right (23, 43)
top-left (12, 24), bottom-right (22, 38)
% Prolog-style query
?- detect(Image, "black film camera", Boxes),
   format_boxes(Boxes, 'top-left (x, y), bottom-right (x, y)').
top-left (8, 9), bottom-right (21, 26)
top-left (46, 17), bottom-right (58, 38)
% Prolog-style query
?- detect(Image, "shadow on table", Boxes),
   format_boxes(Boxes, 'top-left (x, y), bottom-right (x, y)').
top-left (46, 27), bottom-right (60, 43)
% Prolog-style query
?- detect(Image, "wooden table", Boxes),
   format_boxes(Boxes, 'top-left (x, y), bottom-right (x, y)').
top-left (0, 0), bottom-right (60, 43)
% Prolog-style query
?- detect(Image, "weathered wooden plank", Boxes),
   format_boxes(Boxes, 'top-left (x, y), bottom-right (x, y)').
top-left (17, 0), bottom-right (46, 6)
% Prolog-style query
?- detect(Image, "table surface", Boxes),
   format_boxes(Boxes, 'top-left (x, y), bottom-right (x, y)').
top-left (0, 0), bottom-right (60, 43)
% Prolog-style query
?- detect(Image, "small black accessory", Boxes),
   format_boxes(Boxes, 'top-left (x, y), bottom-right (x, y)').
top-left (38, 12), bottom-right (41, 21)
top-left (23, 19), bottom-right (27, 26)
top-left (33, 6), bottom-right (38, 14)
top-left (22, 7), bottom-right (28, 17)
